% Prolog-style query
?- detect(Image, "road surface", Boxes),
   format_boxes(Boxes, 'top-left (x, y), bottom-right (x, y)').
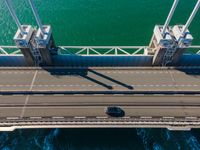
top-left (0, 67), bottom-right (199, 92)
top-left (0, 67), bottom-right (199, 131)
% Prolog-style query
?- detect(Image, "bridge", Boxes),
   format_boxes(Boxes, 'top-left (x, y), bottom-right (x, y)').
top-left (0, 0), bottom-right (200, 131)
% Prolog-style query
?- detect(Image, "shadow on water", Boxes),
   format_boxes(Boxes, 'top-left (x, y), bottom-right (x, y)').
top-left (42, 67), bottom-right (134, 90)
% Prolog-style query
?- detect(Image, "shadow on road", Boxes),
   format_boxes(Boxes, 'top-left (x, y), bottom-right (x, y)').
top-left (176, 68), bottom-right (200, 79)
top-left (43, 67), bottom-right (134, 90)
top-left (88, 69), bottom-right (133, 90)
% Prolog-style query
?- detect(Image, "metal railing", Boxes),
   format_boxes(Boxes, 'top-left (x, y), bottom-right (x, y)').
top-left (0, 45), bottom-right (200, 56)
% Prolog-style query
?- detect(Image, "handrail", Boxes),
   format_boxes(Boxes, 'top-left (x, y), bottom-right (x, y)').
top-left (0, 45), bottom-right (199, 56)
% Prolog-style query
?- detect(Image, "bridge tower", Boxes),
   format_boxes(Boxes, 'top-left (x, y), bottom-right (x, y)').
top-left (146, 0), bottom-right (179, 66)
top-left (5, 0), bottom-right (35, 65)
top-left (171, 0), bottom-right (200, 65)
top-left (28, 0), bottom-right (56, 66)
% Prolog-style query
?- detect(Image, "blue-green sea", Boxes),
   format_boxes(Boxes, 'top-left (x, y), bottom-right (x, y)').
top-left (0, 0), bottom-right (200, 149)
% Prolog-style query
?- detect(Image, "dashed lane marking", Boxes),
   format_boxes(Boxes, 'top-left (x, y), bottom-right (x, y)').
top-left (52, 117), bottom-right (65, 119)
top-left (1, 70), bottom-right (198, 75)
top-left (140, 116), bottom-right (152, 119)
top-left (74, 116), bottom-right (86, 119)
top-left (0, 84), bottom-right (199, 87)
top-left (96, 116), bottom-right (108, 119)
top-left (6, 117), bottom-right (19, 120)
top-left (123, 117), bottom-right (131, 119)
top-left (162, 117), bottom-right (175, 119)
top-left (185, 117), bottom-right (198, 119)
top-left (30, 117), bottom-right (42, 119)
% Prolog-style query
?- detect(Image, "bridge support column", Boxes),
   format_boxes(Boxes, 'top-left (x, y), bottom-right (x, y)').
top-left (171, 25), bottom-right (193, 65)
top-left (35, 26), bottom-right (56, 66)
top-left (28, 0), bottom-right (57, 66)
top-left (13, 26), bottom-right (36, 66)
top-left (171, 0), bottom-right (199, 65)
top-left (5, 0), bottom-right (37, 66)
top-left (147, 25), bottom-right (174, 66)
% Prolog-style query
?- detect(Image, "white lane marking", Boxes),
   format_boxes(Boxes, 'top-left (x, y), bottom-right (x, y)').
top-left (6, 117), bottom-right (19, 120)
top-left (74, 116), bottom-right (86, 119)
top-left (0, 84), bottom-right (199, 88)
top-left (123, 117), bottom-right (131, 119)
top-left (0, 71), bottom-right (36, 75)
top-left (96, 116), bottom-right (108, 119)
top-left (163, 117), bottom-right (175, 119)
top-left (52, 117), bottom-right (65, 119)
top-left (140, 116), bottom-right (152, 119)
top-left (169, 70), bottom-right (176, 83)
top-left (30, 117), bottom-right (42, 119)
top-left (100, 71), bottom-right (183, 74)
top-left (30, 70), bottom-right (38, 90)
top-left (185, 117), bottom-right (198, 119)
top-left (20, 70), bottom-right (38, 118)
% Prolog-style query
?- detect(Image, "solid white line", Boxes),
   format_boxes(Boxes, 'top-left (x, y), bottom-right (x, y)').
top-left (20, 71), bottom-right (38, 118)
top-left (30, 71), bottom-right (38, 90)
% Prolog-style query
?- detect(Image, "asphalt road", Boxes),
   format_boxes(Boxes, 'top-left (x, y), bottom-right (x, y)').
top-left (0, 67), bottom-right (200, 129)
top-left (0, 95), bottom-right (200, 118)
top-left (0, 67), bottom-right (199, 92)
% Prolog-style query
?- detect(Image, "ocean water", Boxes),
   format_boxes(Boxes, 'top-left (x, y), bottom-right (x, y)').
top-left (0, 0), bottom-right (200, 46)
top-left (0, 0), bottom-right (200, 149)
top-left (1, 129), bottom-right (200, 150)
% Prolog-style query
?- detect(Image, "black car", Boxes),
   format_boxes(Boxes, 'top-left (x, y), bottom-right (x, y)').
top-left (105, 106), bottom-right (125, 117)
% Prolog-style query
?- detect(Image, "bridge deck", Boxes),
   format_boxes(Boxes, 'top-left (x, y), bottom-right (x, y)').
top-left (0, 67), bottom-right (200, 131)
top-left (0, 67), bottom-right (199, 92)
top-left (0, 95), bottom-right (200, 118)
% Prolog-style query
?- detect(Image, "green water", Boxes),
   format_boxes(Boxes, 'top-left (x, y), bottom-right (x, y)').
top-left (0, 1), bottom-right (200, 149)
top-left (0, 0), bottom-right (200, 46)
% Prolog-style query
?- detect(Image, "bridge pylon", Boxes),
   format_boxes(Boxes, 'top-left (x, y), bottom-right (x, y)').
top-left (5, 0), bottom-right (35, 66)
top-left (147, 0), bottom-right (179, 66)
top-left (28, 0), bottom-right (57, 66)
top-left (147, 0), bottom-right (200, 66)
top-left (171, 0), bottom-right (200, 65)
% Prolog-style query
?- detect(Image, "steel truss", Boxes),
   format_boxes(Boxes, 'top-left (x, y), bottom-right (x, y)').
top-left (0, 45), bottom-right (200, 56)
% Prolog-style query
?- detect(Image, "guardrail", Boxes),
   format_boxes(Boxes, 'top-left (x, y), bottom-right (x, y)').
top-left (0, 45), bottom-right (200, 56)
top-left (0, 117), bottom-right (200, 131)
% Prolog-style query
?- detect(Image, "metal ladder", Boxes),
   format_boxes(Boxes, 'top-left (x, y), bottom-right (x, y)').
top-left (162, 43), bottom-right (177, 66)
top-left (30, 38), bottom-right (43, 66)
